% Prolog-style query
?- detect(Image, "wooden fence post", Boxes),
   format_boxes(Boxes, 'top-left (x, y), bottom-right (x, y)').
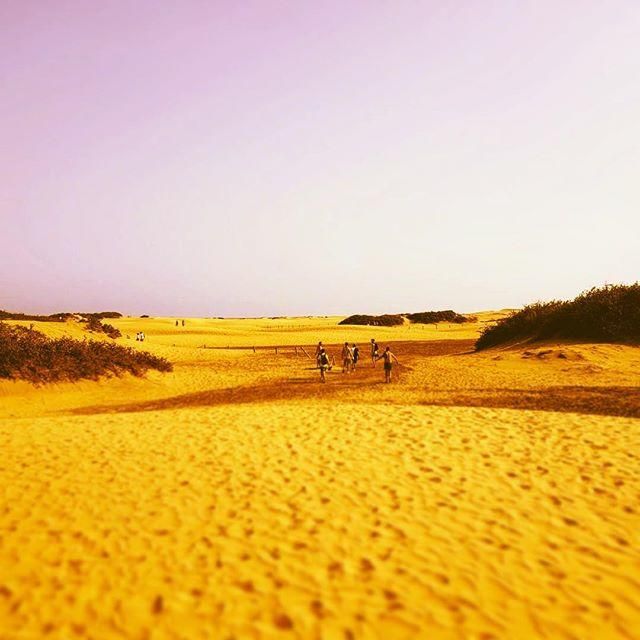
top-left (300, 346), bottom-right (311, 360)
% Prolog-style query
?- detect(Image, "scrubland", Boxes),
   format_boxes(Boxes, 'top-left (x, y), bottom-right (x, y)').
top-left (0, 313), bottom-right (638, 639)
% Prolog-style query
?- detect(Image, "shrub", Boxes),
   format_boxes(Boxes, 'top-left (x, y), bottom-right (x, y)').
top-left (476, 284), bottom-right (640, 350)
top-left (0, 323), bottom-right (172, 384)
top-left (85, 316), bottom-right (104, 332)
top-left (101, 322), bottom-right (122, 339)
top-left (86, 311), bottom-right (122, 319)
top-left (339, 314), bottom-right (404, 327)
top-left (0, 310), bottom-right (122, 322)
top-left (0, 310), bottom-right (66, 322)
top-left (407, 310), bottom-right (473, 324)
top-left (83, 316), bottom-right (122, 339)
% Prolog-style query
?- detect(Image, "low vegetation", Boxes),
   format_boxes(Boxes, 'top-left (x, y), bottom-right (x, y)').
top-left (0, 323), bottom-right (172, 384)
top-left (406, 310), bottom-right (475, 324)
top-left (339, 314), bottom-right (405, 327)
top-left (340, 309), bottom-right (475, 326)
top-left (0, 310), bottom-right (66, 322)
top-left (476, 284), bottom-right (640, 350)
top-left (85, 316), bottom-right (122, 339)
top-left (0, 310), bottom-right (122, 322)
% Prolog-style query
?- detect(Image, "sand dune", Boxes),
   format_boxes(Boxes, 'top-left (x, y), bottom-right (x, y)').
top-left (1, 316), bottom-right (638, 639)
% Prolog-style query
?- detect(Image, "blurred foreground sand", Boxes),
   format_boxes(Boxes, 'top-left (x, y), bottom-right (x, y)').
top-left (1, 315), bottom-right (639, 639)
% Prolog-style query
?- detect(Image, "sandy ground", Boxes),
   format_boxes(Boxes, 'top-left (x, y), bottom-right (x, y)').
top-left (1, 316), bottom-right (639, 639)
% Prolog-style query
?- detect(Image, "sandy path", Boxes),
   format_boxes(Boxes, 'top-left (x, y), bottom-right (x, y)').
top-left (1, 404), bottom-right (638, 639)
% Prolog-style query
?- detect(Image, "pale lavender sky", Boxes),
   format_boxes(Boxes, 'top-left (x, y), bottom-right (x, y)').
top-left (1, 1), bottom-right (639, 316)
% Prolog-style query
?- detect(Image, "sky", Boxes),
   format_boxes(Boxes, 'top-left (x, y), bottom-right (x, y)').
top-left (1, 1), bottom-right (639, 317)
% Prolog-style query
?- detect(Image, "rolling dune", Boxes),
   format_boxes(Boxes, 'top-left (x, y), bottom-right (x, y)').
top-left (1, 316), bottom-right (638, 639)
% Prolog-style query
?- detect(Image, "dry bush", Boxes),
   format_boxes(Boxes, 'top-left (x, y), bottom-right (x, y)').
top-left (84, 316), bottom-right (122, 339)
top-left (406, 310), bottom-right (473, 324)
top-left (476, 284), bottom-right (640, 350)
top-left (0, 310), bottom-right (66, 322)
top-left (0, 323), bottom-right (171, 384)
top-left (339, 314), bottom-right (405, 327)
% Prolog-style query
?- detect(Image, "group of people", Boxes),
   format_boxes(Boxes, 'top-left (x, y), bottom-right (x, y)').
top-left (175, 319), bottom-right (186, 327)
top-left (315, 338), bottom-right (399, 384)
top-left (135, 331), bottom-right (146, 342)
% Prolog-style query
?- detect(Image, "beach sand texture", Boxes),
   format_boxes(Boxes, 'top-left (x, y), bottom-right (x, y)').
top-left (1, 316), bottom-right (639, 639)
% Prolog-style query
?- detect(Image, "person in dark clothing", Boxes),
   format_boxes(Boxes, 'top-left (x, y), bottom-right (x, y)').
top-left (318, 348), bottom-right (330, 383)
top-left (351, 344), bottom-right (360, 371)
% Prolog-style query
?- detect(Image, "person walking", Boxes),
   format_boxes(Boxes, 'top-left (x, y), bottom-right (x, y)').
top-left (371, 339), bottom-right (379, 366)
top-left (315, 341), bottom-right (324, 367)
top-left (318, 348), bottom-right (330, 383)
top-left (379, 346), bottom-right (399, 383)
top-left (351, 344), bottom-right (360, 371)
top-left (342, 342), bottom-right (353, 373)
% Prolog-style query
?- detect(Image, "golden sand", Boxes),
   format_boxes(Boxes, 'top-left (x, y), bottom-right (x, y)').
top-left (1, 316), bottom-right (639, 639)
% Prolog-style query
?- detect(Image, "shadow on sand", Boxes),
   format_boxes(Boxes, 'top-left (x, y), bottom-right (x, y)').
top-left (70, 381), bottom-right (639, 419)
top-left (420, 386), bottom-right (640, 419)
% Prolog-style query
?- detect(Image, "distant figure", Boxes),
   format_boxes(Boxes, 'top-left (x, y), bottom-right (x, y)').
top-left (378, 346), bottom-right (399, 383)
top-left (318, 348), bottom-right (330, 383)
top-left (351, 344), bottom-right (360, 371)
top-left (175, 320), bottom-right (179, 327)
top-left (182, 319), bottom-right (185, 327)
top-left (371, 339), bottom-right (379, 366)
top-left (135, 332), bottom-right (140, 341)
top-left (140, 332), bottom-right (145, 342)
top-left (341, 342), bottom-right (353, 373)
top-left (315, 341), bottom-right (324, 367)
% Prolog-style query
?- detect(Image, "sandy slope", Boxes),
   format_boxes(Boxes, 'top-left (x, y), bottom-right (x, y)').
top-left (1, 316), bottom-right (639, 639)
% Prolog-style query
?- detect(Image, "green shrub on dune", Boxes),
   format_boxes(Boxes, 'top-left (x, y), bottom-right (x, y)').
top-left (476, 284), bottom-right (640, 350)
top-left (0, 323), bottom-right (172, 384)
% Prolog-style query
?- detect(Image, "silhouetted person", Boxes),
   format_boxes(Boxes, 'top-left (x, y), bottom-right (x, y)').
top-left (351, 344), bottom-right (360, 371)
top-left (315, 341), bottom-right (324, 367)
top-left (318, 348), bottom-right (330, 383)
top-left (342, 342), bottom-right (353, 373)
top-left (182, 319), bottom-right (185, 327)
top-left (175, 320), bottom-right (179, 327)
top-left (378, 346), bottom-right (399, 383)
top-left (371, 339), bottom-right (379, 366)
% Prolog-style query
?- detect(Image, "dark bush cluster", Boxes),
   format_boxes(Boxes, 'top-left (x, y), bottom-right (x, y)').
top-left (83, 316), bottom-right (122, 339)
top-left (406, 310), bottom-right (475, 324)
top-left (0, 310), bottom-right (122, 322)
top-left (476, 284), bottom-right (640, 350)
top-left (0, 310), bottom-right (66, 322)
top-left (0, 323), bottom-right (172, 384)
top-left (84, 311), bottom-right (123, 319)
top-left (339, 314), bottom-right (405, 327)
top-left (339, 309), bottom-right (474, 326)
